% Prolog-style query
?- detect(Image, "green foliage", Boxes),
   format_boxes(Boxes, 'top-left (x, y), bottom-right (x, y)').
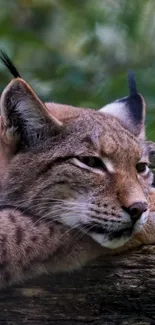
top-left (0, 0), bottom-right (155, 139)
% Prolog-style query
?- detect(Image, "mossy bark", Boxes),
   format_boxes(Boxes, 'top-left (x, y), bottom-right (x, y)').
top-left (1, 245), bottom-right (155, 325)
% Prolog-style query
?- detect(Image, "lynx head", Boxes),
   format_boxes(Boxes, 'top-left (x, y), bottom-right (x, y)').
top-left (0, 54), bottom-right (152, 249)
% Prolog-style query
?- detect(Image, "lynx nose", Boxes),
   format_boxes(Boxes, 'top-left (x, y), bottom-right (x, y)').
top-left (128, 202), bottom-right (148, 223)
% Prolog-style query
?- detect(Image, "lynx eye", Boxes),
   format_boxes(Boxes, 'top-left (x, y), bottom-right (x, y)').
top-left (77, 156), bottom-right (106, 170)
top-left (136, 162), bottom-right (149, 175)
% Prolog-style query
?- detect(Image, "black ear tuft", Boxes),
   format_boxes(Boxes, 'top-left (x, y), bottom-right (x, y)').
top-left (100, 70), bottom-right (145, 138)
top-left (0, 50), bottom-right (21, 78)
top-left (128, 70), bottom-right (137, 96)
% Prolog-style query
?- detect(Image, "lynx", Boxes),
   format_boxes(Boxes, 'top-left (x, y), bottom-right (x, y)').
top-left (0, 52), bottom-right (154, 287)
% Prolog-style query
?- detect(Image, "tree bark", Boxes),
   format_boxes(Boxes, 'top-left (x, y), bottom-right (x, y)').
top-left (0, 245), bottom-right (155, 325)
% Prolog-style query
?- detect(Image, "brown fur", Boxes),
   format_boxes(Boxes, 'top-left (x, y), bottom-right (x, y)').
top-left (0, 78), bottom-right (153, 287)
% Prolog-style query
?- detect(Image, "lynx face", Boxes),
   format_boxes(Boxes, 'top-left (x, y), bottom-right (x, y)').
top-left (0, 73), bottom-right (152, 249)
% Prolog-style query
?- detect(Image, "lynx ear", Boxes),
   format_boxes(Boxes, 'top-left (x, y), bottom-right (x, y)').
top-left (0, 78), bottom-right (62, 148)
top-left (100, 72), bottom-right (145, 139)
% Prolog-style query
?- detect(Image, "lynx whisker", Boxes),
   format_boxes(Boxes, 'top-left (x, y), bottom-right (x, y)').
top-left (32, 207), bottom-right (79, 227)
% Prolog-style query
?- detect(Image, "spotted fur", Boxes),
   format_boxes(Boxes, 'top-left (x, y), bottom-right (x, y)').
top-left (0, 55), bottom-right (153, 287)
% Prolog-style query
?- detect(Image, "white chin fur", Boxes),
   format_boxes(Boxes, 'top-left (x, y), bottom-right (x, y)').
top-left (133, 210), bottom-right (149, 234)
top-left (91, 233), bottom-right (130, 249)
top-left (91, 210), bottom-right (149, 249)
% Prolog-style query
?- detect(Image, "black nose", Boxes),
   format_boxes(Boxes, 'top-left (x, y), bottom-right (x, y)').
top-left (128, 202), bottom-right (148, 223)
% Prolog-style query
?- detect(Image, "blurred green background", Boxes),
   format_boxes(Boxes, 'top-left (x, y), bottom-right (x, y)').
top-left (0, 0), bottom-right (155, 139)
